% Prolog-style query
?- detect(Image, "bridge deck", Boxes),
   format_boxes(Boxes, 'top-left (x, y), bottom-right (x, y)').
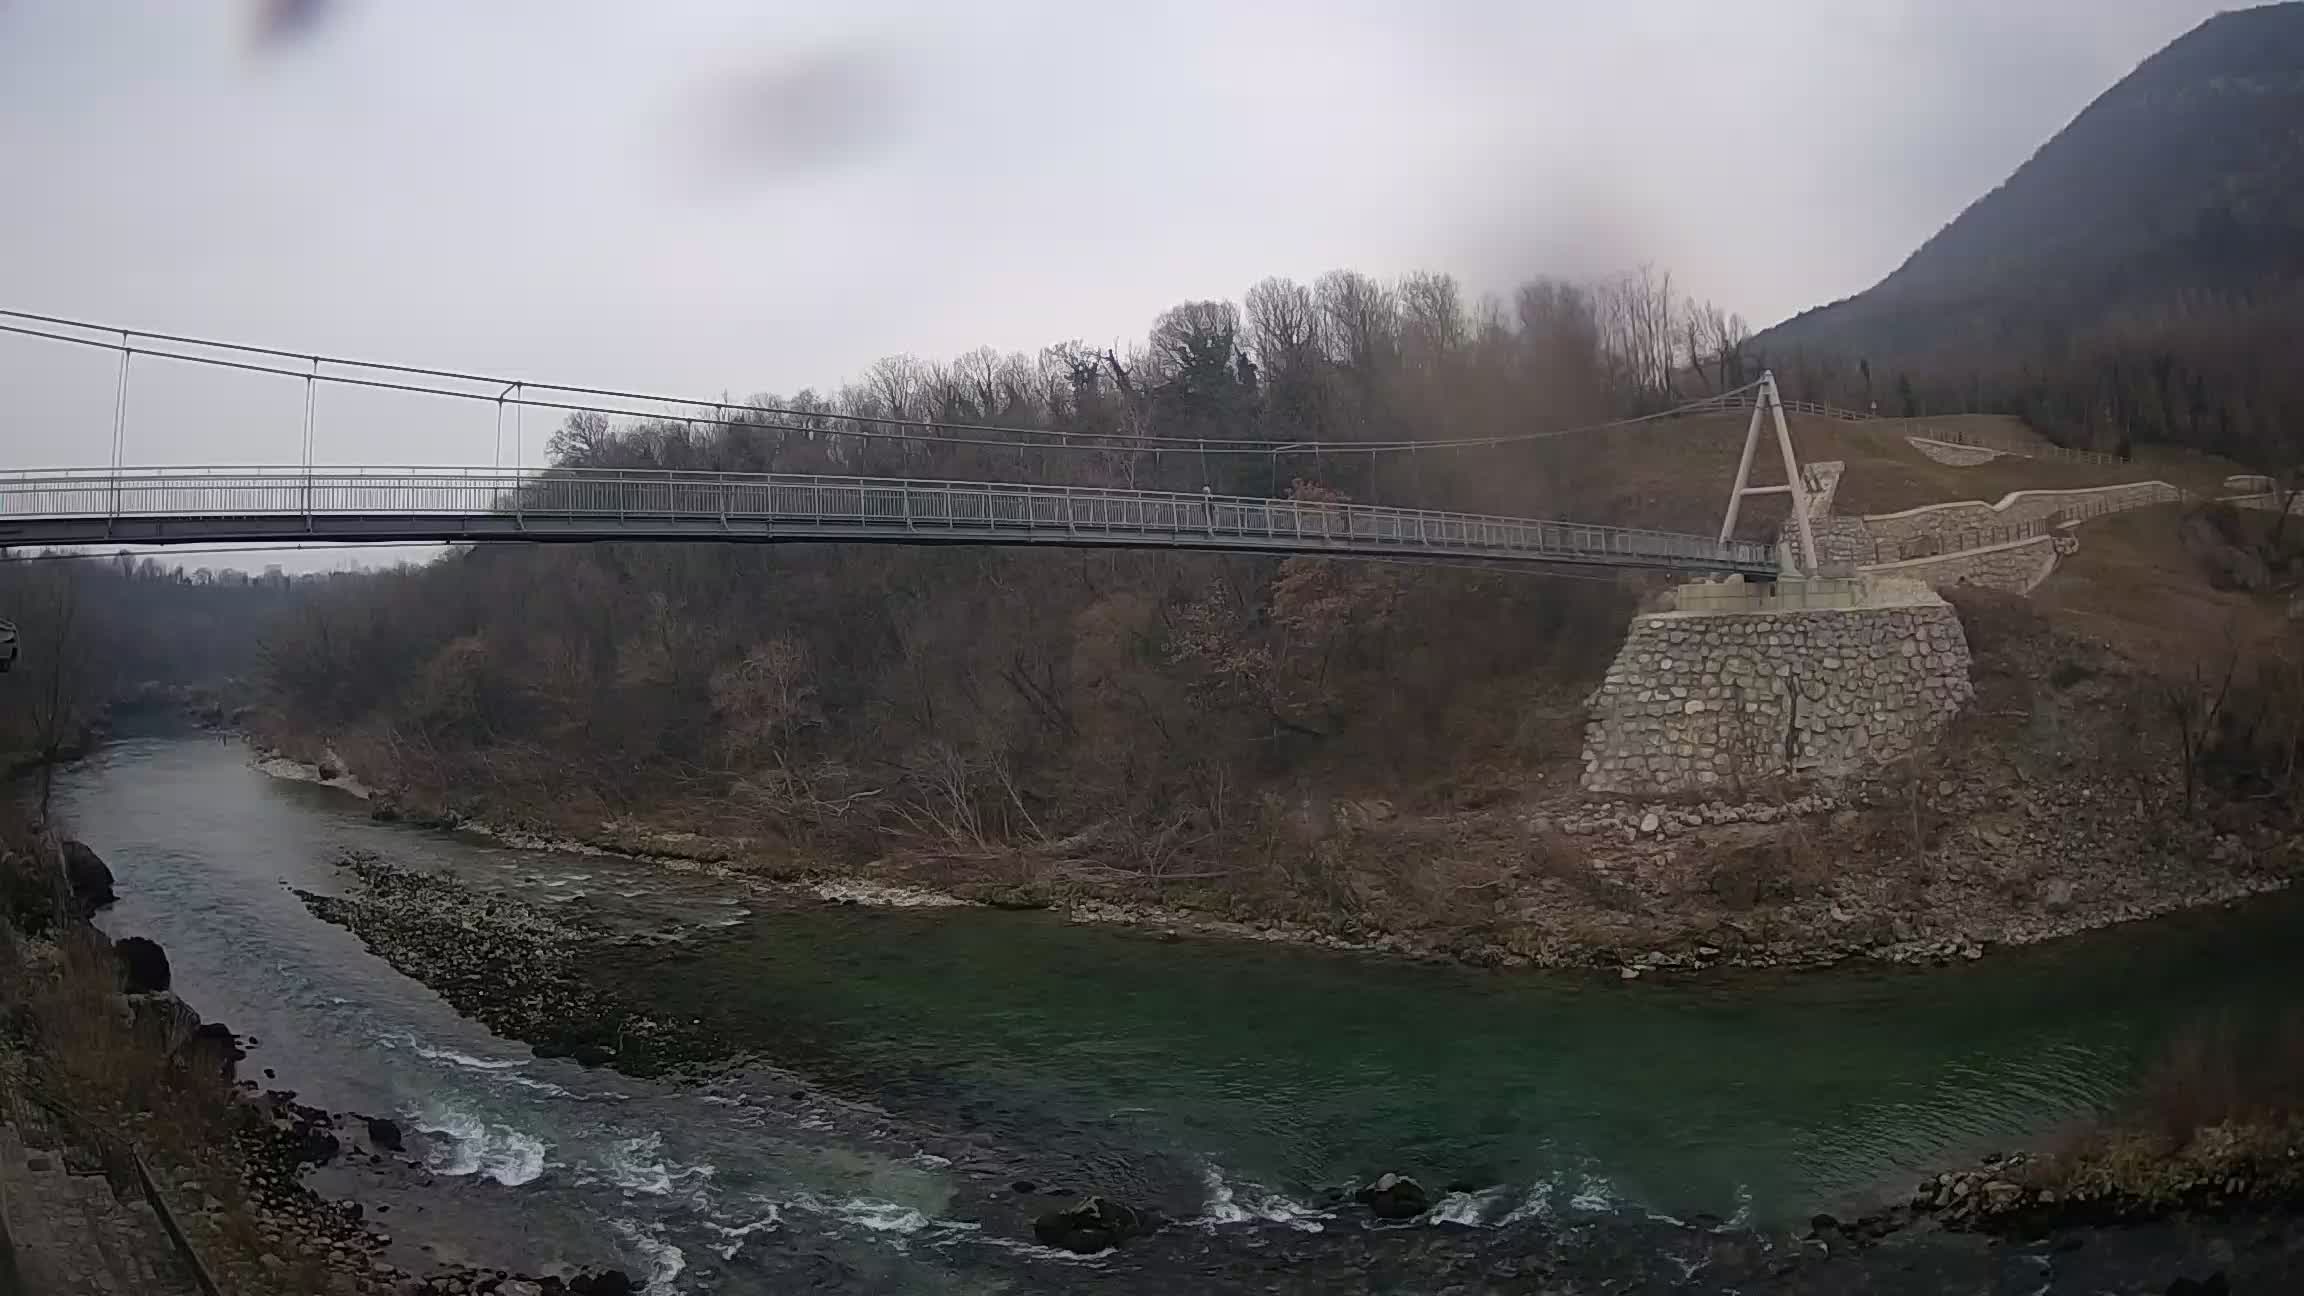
top-left (0, 468), bottom-right (1779, 575)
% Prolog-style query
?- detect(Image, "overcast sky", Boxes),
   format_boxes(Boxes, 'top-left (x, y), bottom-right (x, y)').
top-left (0, 0), bottom-right (2241, 565)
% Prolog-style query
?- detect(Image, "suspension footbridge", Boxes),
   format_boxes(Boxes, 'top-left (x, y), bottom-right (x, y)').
top-left (0, 311), bottom-right (1806, 578)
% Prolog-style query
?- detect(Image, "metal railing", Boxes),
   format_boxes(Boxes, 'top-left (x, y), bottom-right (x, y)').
top-left (1681, 390), bottom-right (1880, 422)
top-left (0, 466), bottom-right (1781, 574)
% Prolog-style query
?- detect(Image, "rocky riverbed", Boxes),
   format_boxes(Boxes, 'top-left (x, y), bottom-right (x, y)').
top-left (294, 853), bottom-right (727, 1076)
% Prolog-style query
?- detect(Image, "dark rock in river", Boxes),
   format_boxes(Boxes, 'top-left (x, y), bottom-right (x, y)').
top-left (1033, 1196), bottom-right (1150, 1253)
top-left (1355, 1172), bottom-right (1431, 1221)
top-left (569, 1270), bottom-right (636, 1296)
top-left (572, 1043), bottom-right (616, 1068)
top-left (2167, 1274), bottom-right (2229, 1296)
top-left (62, 839), bottom-right (116, 912)
top-left (366, 1117), bottom-right (404, 1152)
top-left (187, 1021), bottom-right (244, 1076)
top-left (296, 1125), bottom-right (341, 1165)
top-left (115, 935), bottom-right (171, 993)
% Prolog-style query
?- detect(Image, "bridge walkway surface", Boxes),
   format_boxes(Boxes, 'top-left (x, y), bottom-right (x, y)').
top-left (0, 467), bottom-right (1781, 576)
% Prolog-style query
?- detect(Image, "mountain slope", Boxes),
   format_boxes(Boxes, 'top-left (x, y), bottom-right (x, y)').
top-left (1757, 2), bottom-right (2304, 371)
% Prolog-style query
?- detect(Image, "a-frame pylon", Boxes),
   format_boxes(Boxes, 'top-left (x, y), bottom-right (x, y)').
top-left (1717, 370), bottom-right (1817, 576)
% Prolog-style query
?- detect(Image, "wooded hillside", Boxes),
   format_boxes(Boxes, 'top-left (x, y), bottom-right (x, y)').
top-left (1753, 3), bottom-right (2304, 464)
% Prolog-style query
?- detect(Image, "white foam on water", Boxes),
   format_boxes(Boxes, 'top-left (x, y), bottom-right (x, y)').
top-left (845, 1199), bottom-right (934, 1233)
top-left (492, 1072), bottom-right (577, 1099)
top-left (1568, 1174), bottom-right (1618, 1214)
top-left (384, 1032), bottom-right (581, 1098)
top-left (703, 1204), bottom-right (781, 1260)
top-left (962, 1231), bottom-right (1115, 1264)
top-left (787, 1192), bottom-right (932, 1235)
top-left (410, 1104), bottom-right (549, 1187)
top-left (909, 1151), bottom-right (952, 1169)
top-left (409, 1040), bottom-right (523, 1071)
top-left (1195, 1166), bottom-right (1327, 1232)
top-left (609, 1219), bottom-right (687, 1295)
top-left (1499, 1178), bottom-right (1561, 1226)
top-left (595, 1132), bottom-right (716, 1199)
top-left (1430, 1188), bottom-right (1517, 1227)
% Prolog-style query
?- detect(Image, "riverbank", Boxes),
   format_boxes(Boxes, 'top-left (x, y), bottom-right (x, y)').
top-left (248, 591), bottom-right (2304, 979)
top-left (249, 735), bottom-right (2296, 979)
top-left (0, 831), bottom-right (638, 1296)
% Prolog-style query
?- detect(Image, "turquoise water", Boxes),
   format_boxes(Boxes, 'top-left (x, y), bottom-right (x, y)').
top-left (607, 888), bottom-right (2287, 1222)
top-left (55, 734), bottom-right (2304, 1290)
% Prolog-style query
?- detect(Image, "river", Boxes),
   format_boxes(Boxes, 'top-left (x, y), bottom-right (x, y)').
top-left (52, 734), bottom-right (2304, 1292)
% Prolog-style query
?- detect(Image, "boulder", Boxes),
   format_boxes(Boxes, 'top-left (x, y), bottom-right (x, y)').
top-left (1032, 1196), bottom-right (1147, 1254)
top-left (1354, 1172), bottom-right (1431, 1221)
top-left (115, 936), bottom-right (172, 993)
top-left (366, 1118), bottom-right (405, 1152)
top-left (569, 1270), bottom-right (637, 1296)
top-left (125, 991), bottom-right (201, 1048)
top-left (571, 1043), bottom-right (617, 1068)
top-left (186, 1022), bottom-right (244, 1077)
top-left (293, 1124), bottom-right (342, 1166)
top-left (61, 840), bottom-right (117, 912)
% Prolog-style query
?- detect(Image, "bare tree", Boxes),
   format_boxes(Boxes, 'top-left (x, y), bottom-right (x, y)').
top-left (1595, 263), bottom-right (1681, 409)
top-left (1315, 269), bottom-right (1398, 378)
top-left (14, 565), bottom-right (95, 813)
top-left (1397, 271), bottom-right (1468, 375)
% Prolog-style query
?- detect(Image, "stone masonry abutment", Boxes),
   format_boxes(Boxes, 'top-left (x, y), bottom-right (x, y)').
top-left (1581, 577), bottom-right (1974, 796)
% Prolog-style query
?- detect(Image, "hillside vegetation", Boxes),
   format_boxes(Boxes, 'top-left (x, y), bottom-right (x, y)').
top-left (1753, 2), bottom-right (2304, 462)
top-left (236, 251), bottom-right (2304, 969)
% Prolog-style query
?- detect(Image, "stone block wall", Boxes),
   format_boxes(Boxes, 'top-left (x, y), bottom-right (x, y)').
top-left (1778, 461), bottom-right (1845, 569)
top-left (1860, 482), bottom-right (2182, 548)
top-left (1813, 516), bottom-right (1876, 565)
top-left (2227, 491), bottom-right (2304, 515)
top-left (1862, 534), bottom-right (2065, 595)
top-left (1908, 438), bottom-right (2003, 466)
top-left (1581, 592), bottom-right (1974, 796)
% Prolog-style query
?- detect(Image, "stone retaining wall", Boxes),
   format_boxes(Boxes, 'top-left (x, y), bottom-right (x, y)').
top-left (1780, 461), bottom-right (1845, 570)
top-left (1581, 587), bottom-right (1974, 796)
top-left (1813, 516), bottom-right (1876, 565)
top-left (2227, 491), bottom-right (2303, 514)
top-left (1908, 438), bottom-right (2003, 466)
top-left (1860, 533), bottom-right (2065, 595)
top-left (1861, 482), bottom-right (2182, 547)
